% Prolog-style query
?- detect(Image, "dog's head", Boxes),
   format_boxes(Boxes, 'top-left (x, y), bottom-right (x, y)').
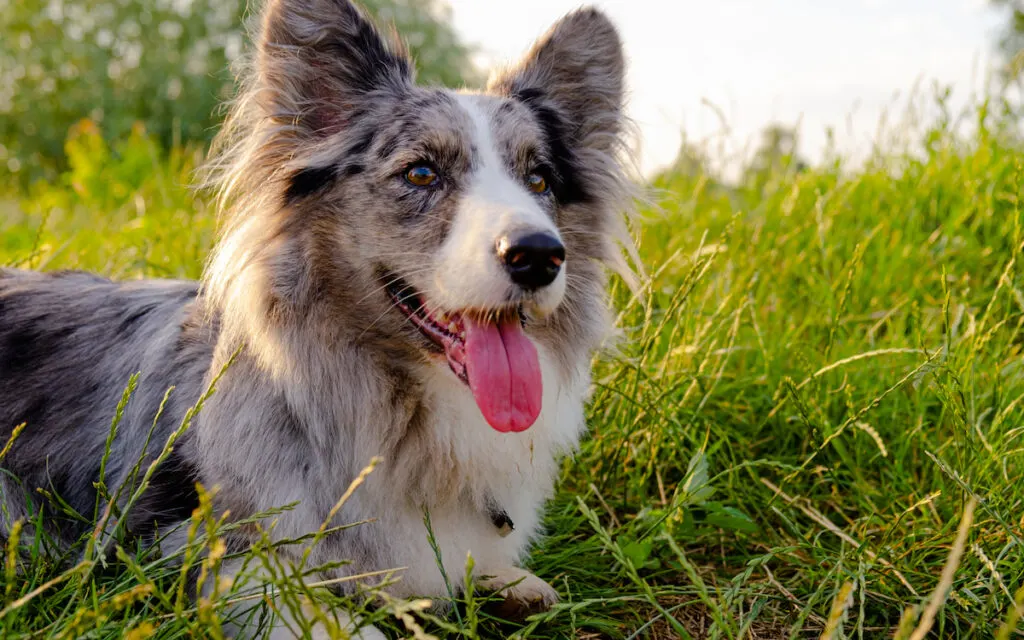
top-left (208, 0), bottom-right (634, 433)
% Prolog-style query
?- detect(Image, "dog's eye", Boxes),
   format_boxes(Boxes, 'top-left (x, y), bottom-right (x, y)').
top-left (405, 164), bottom-right (439, 188)
top-left (526, 172), bottom-right (549, 195)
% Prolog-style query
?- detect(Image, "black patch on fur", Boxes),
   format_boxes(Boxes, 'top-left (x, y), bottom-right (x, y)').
top-left (490, 509), bottom-right (514, 532)
top-left (287, 130), bottom-right (375, 196)
top-left (342, 163), bottom-right (365, 177)
top-left (174, 301), bottom-right (214, 356)
top-left (323, 7), bottom-right (411, 95)
top-left (347, 130), bottom-right (375, 157)
top-left (407, 93), bottom-right (454, 112)
top-left (2, 325), bottom-right (42, 373)
top-left (377, 131), bottom-right (402, 161)
top-left (126, 447), bottom-right (200, 532)
top-left (339, 130), bottom-right (374, 178)
top-left (511, 87), bottom-right (588, 205)
top-left (15, 396), bottom-right (48, 433)
top-left (285, 166), bottom-right (338, 203)
top-left (118, 303), bottom-right (157, 335)
top-left (2, 323), bottom-right (73, 375)
top-left (280, 405), bottom-right (303, 438)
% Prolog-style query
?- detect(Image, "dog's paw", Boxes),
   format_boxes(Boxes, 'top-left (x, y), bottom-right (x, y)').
top-left (476, 567), bottom-right (558, 619)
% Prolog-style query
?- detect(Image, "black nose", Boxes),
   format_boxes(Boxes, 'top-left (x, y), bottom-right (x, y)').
top-left (497, 232), bottom-right (565, 290)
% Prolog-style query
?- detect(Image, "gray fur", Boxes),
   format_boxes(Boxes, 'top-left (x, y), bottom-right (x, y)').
top-left (0, 0), bottom-right (636, 631)
top-left (0, 269), bottom-right (208, 540)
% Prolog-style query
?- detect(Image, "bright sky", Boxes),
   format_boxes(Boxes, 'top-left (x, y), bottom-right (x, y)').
top-left (446, 0), bottom-right (1004, 174)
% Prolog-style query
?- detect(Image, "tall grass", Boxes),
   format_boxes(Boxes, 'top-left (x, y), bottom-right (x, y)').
top-left (0, 101), bottom-right (1022, 638)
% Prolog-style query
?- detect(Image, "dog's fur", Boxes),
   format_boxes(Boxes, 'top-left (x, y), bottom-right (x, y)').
top-left (0, 0), bottom-right (633, 635)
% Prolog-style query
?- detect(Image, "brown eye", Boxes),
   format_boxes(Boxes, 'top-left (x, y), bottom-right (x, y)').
top-left (526, 172), bottom-right (549, 194)
top-left (405, 164), bottom-right (439, 187)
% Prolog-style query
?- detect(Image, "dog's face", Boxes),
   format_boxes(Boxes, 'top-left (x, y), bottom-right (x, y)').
top-left (371, 92), bottom-right (569, 320)
top-left (222, 0), bottom-right (630, 432)
top-left (307, 89), bottom-right (572, 324)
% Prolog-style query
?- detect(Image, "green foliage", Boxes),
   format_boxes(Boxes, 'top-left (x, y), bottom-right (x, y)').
top-left (0, 0), bottom-right (475, 182)
top-left (0, 0), bottom-right (245, 181)
top-left (1, 98), bottom-right (1024, 637)
top-left (1, 121), bottom-right (212, 278)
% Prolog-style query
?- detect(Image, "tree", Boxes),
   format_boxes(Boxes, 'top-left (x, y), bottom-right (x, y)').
top-left (0, 0), bottom-right (475, 181)
top-left (991, 1), bottom-right (1024, 80)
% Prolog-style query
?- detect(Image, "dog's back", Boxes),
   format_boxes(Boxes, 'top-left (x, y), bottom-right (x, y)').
top-left (0, 269), bottom-right (210, 541)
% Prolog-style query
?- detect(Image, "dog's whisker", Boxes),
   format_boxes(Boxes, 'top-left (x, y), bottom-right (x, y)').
top-left (358, 293), bottom-right (431, 342)
top-left (347, 268), bottom-right (438, 308)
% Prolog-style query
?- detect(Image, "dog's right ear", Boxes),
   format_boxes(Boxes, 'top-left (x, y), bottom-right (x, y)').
top-left (257, 0), bottom-right (413, 139)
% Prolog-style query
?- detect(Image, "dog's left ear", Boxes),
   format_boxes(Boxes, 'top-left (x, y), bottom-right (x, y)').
top-left (487, 8), bottom-right (626, 154)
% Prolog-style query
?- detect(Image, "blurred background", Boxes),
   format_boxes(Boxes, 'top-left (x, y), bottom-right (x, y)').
top-left (0, 0), bottom-right (1021, 269)
top-left (451, 0), bottom-right (1006, 175)
top-left (2, 0), bottom-right (1021, 179)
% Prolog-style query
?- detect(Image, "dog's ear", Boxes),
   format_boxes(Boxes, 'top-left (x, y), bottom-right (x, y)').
top-left (487, 9), bottom-right (626, 154)
top-left (257, 0), bottom-right (413, 138)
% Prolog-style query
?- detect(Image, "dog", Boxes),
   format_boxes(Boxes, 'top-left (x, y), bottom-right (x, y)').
top-left (0, 0), bottom-right (634, 636)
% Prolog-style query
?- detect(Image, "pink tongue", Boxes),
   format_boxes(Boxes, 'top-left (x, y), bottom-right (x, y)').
top-left (461, 317), bottom-right (542, 432)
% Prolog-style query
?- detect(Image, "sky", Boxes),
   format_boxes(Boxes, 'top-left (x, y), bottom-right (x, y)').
top-left (445, 0), bottom-right (1005, 175)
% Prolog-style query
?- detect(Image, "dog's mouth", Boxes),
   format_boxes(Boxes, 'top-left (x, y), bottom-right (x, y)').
top-left (386, 277), bottom-right (542, 433)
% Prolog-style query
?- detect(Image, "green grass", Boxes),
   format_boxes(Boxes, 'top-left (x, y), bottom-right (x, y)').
top-left (1, 104), bottom-right (1023, 639)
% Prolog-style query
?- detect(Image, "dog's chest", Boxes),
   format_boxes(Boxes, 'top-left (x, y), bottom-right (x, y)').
top-left (420, 347), bottom-right (587, 488)
top-left (360, 348), bottom-right (590, 595)
top-left (406, 345), bottom-right (589, 540)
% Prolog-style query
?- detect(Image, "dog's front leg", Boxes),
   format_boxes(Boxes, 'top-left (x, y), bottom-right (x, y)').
top-left (475, 566), bottom-right (559, 619)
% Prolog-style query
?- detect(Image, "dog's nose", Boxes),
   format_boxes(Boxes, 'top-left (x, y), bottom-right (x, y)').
top-left (497, 232), bottom-right (565, 290)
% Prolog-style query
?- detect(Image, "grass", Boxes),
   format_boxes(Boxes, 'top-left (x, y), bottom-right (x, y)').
top-left (1, 101), bottom-right (1023, 639)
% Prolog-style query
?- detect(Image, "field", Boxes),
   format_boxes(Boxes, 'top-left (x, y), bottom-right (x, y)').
top-left (1, 104), bottom-right (1023, 639)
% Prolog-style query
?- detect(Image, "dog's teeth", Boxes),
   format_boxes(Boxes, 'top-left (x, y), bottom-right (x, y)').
top-left (448, 322), bottom-right (457, 333)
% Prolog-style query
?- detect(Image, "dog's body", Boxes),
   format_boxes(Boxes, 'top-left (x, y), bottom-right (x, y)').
top-left (0, 267), bottom-right (582, 600)
top-left (0, 0), bottom-right (632, 635)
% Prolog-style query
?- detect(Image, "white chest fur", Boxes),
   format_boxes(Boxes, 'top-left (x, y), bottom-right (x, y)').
top-left (362, 344), bottom-right (589, 598)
